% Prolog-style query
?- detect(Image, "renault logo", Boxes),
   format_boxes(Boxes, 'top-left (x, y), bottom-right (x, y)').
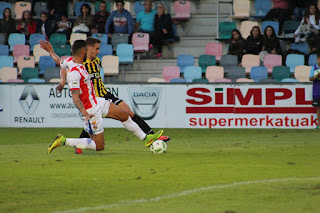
top-left (19, 86), bottom-right (40, 115)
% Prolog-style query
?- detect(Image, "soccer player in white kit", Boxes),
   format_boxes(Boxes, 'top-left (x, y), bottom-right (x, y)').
top-left (47, 40), bottom-right (163, 154)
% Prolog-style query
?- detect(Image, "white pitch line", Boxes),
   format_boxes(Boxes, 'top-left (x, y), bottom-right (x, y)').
top-left (53, 177), bottom-right (320, 213)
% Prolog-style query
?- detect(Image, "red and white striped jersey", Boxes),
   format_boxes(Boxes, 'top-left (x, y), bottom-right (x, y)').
top-left (63, 58), bottom-right (97, 110)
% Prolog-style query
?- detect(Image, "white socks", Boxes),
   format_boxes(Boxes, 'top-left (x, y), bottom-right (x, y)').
top-left (65, 138), bottom-right (97, 150)
top-left (122, 117), bottom-right (147, 140)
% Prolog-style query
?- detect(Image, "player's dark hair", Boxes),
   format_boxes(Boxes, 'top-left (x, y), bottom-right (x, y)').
top-left (86, 37), bottom-right (101, 47)
top-left (72, 40), bottom-right (87, 56)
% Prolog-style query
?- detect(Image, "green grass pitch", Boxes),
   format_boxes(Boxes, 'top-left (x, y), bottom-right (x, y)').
top-left (1, 128), bottom-right (320, 213)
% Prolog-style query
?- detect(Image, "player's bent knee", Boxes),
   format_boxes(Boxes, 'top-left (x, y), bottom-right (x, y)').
top-left (96, 142), bottom-right (105, 151)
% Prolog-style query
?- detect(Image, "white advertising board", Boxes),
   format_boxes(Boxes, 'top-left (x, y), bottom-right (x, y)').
top-left (0, 83), bottom-right (317, 129)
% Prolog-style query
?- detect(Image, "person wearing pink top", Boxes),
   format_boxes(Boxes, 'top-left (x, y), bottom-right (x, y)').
top-left (265, 0), bottom-right (291, 34)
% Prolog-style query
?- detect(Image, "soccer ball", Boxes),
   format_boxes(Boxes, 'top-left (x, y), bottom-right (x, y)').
top-left (314, 69), bottom-right (320, 78)
top-left (150, 140), bottom-right (167, 154)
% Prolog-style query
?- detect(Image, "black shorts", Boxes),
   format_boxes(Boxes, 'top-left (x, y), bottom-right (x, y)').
top-left (312, 98), bottom-right (320, 107)
top-left (103, 92), bottom-right (123, 105)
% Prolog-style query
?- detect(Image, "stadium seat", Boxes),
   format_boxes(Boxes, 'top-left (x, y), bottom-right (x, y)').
top-left (0, 44), bottom-right (9, 56)
top-left (44, 67), bottom-right (60, 82)
top-left (132, 33), bottom-right (149, 70)
top-left (173, 1), bottom-right (190, 20)
top-left (294, 65), bottom-right (312, 82)
top-left (263, 54), bottom-right (282, 74)
top-left (281, 78), bottom-right (299, 82)
top-left (283, 20), bottom-right (300, 38)
top-left (227, 66), bottom-right (246, 82)
top-left (17, 56), bottom-right (35, 74)
top-left (205, 42), bottom-right (222, 61)
top-left (290, 43), bottom-right (309, 55)
top-left (29, 33), bottom-right (46, 51)
top-left (49, 78), bottom-right (61, 83)
top-left (214, 78), bottom-right (232, 82)
top-left (50, 33), bottom-right (67, 46)
top-left (101, 55), bottom-right (119, 76)
top-left (70, 33), bottom-right (87, 46)
top-left (261, 21), bottom-right (279, 36)
top-left (252, 0), bottom-right (271, 18)
top-left (154, 1), bottom-right (171, 12)
top-left (53, 45), bottom-right (71, 57)
top-left (236, 78), bottom-right (254, 82)
top-left (259, 78), bottom-right (276, 82)
top-left (272, 66), bottom-right (290, 82)
top-left (33, 44), bottom-right (50, 62)
top-left (0, 67), bottom-right (17, 82)
top-left (21, 67), bottom-right (39, 82)
top-left (39, 56), bottom-right (56, 76)
top-left (198, 55), bottom-right (216, 73)
top-left (241, 54), bottom-right (260, 74)
top-left (7, 79), bottom-right (24, 83)
top-left (240, 20), bottom-right (259, 39)
top-left (111, 33), bottom-right (130, 51)
top-left (34, 1), bottom-right (48, 17)
top-left (0, 56), bottom-right (14, 69)
top-left (148, 77), bottom-right (166, 82)
top-left (170, 78), bottom-right (187, 83)
top-left (112, 1), bottom-right (131, 12)
top-left (220, 54), bottom-right (238, 68)
top-left (12, 44), bottom-right (30, 61)
top-left (250, 66), bottom-right (268, 82)
top-left (205, 66), bottom-right (224, 82)
top-left (219, 22), bottom-right (236, 39)
top-left (92, 33), bottom-right (108, 44)
top-left (184, 66), bottom-right (202, 82)
top-left (97, 44), bottom-right (113, 60)
top-left (8, 33), bottom-right (26, 51)
top-left (162, 66), bottom-right (180, 82)
top-left (116, 44), bottom-right (133, 81)
top-left (192, 78), bottom-right (208, 83)
top-left (95, 1), bottom-right (111, 13)
top-left (134, 1), bottom-right (145, 16)
top-left (177, 54), bottom-right (195, 73)
top-left (0, 34), bottom-right (5, 45)
top-left (15, 1), bottom-right (32, 19)
top-left (233, 0), bottom-right (250, 17)
top-left (28, 78), bottom-right (45, 83)
top-left (285, 54), bottom-right (305, 73)
top-left (309, 54), bottom-right (317, 66)
top-left (74, 1), bottom-right (91, 17)
top-left (0, 2), bottom-right (11, 19)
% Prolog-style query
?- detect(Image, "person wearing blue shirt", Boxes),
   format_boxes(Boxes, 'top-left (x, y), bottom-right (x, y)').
top-left (309, 52), bottom-right (320, 129)
top-left (135, 0), bottom-right (157, 33)
top-left (105, 0), bottom-right (133, 39)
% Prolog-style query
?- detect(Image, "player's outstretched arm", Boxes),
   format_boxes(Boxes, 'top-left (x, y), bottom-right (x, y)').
top-left (39, 40), bottom-right (61, 65)
top-left (56, 68), bottom-right (67, 93)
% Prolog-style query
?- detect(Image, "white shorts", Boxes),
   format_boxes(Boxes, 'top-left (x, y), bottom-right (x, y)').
top-left (81, 97), bottom-right (111, 135)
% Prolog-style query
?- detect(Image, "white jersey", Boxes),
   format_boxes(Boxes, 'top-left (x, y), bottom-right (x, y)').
top-left (61, 58), bottom-right (97, 110)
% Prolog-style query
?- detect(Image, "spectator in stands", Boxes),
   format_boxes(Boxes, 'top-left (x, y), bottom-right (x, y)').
top-left (105, 0), bottom-right (133, 39)
top-left (291, 0), bottom-right (316, 21)
top-left (153, 3), bottom-right (174, 59)
top-left (47, 0), bottom-right (71, 21)
top-left (259, 26), bottom-right (282, 61)
top-left (228, 29), bottom-right (245, 63)
top-left (135, 0), bottom-right (157, 34)
top-left (265, 0), bottom-right (290, 34)
top-left (0, 8), bottom-right (16, 41)
top-left (309, 51), bottom-right (320, 129)
top-left (17, 10), bottom-right (37, 39)
top-left (36, 12), bottom-right (52, 40)
top-left (310, 34), bottom-right (320, 54)
top-left (91, 1), bottom-right (110, 34)
top-left (294, 4), bottom-right (320, 43)
top-left (73, 3), bottom-right (94, 35)
top-left (243, 26), bottom-right (263, 55)
top-left (53, 14), bottom-right (73, 38)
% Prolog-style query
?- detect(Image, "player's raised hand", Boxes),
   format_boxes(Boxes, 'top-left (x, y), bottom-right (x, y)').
top-left (39, 40), bottom-right (53, 53)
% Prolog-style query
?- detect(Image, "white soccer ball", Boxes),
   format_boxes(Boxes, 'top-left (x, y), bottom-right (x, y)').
top-left (150, 140), bottom-right (167, 154)
top-left (314, 69), bottom-right (320, 78)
